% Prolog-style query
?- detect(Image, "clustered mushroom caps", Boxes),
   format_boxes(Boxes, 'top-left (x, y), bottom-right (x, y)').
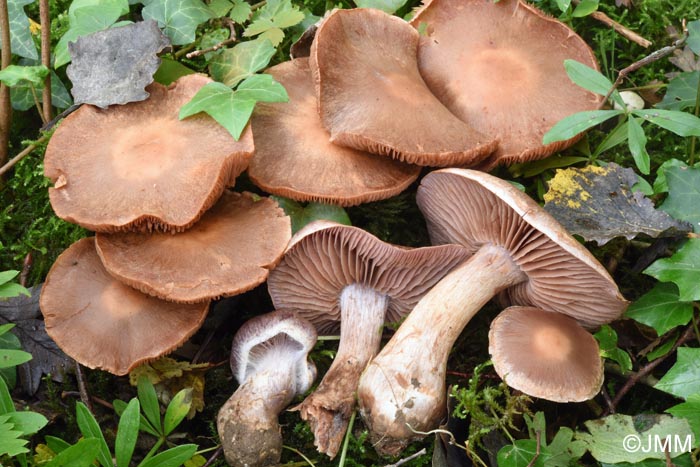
top-left (267, 220), bottom-right (470, 458)
top-left (217, 310), bottom-right (317, 467)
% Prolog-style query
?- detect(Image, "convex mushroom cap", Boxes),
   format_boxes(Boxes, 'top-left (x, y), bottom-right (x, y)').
top-left (44, 74), bottom-right (254, 233)
top-left (411, 0), bottom-right (602, 168)
top-left (96, 191), bottom-right (291, 303)
top-left (248, 58), bottom-right (420, 206)
top-left (489, 306), bottom-right (603, 403)
top-left (217, 310), bottom-right (317, 467)
top-left (267, 221), bottom-right (469, 458)
top-left (40, 238), bottom-right (209, 375)
top-left (310, 8), bottom-right (498, 166)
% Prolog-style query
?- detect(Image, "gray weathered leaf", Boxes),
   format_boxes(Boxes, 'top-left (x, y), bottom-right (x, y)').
top-left (543, 163), bottom-right (692, 245)
top-left (0, 285), bottom-right (71, 395)
top-left (66, 21), bottom-right (170, 108)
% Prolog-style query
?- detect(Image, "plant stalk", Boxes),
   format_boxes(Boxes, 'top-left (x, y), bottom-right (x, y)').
top-left (40, 0), bottom-right (51, 122)
top-left (0, 0), bottom-right (12, 170)
top-left (689, 72), bottom-right (700, 166)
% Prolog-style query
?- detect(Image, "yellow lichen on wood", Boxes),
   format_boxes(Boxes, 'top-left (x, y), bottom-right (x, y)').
top-left (544, 165), bottom-right (611, 209)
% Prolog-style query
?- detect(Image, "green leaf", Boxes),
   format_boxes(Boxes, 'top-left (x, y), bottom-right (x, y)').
top-left (564, 60), bottom-right (623, 107)
top-left (571, 0), bottom-right (598, 17)
top-left (653, 158), bottom-right (687, 194)
top-left (209, 38), bottom-right (276, 87)
top-left (45, 438), bottom-right (100, 467)
top-left (142, 0), bottom-right (214, 45)
top-left (0, 65), bottom-right (49, 88)
top-left (198, 28), bottom-right (229, 60)
top-left (235, 74), bottom-right (288, 102)
top-left (243, 0), bottom-right (304, 45)
top-left (627, 117), bottom-right (650, 175)
top-left (688, 19), bottom-right (700, 55)
top-left (554, 0), bottom-right (571, 12)
top-left (655, 347), bottom-right (700, 399)
top-left (137, 377), bottom-right (163, 436)
top-left (272, 197), bottom-right (352, 233)
top-left (229, 0), bottom-right (252, 23)
top-left (632, 109), bottom-right (700, 137)
top-left (7, 411), bottom-right (48, 436)
top-left (11, 68), bottom-right (73, 111)
top-left (543, 110), bottom-right (623, 144)
top-left (645, 238), bottom-right (700, 301)
top-left (626, 282), bottom-right (693, 335)
top-left (0, 376), bottom-right (14, 415)
top-left (0, 414), bottom-right (28, 457)
top-left (593, 120), bottom-right (629, 157)
top-left (0, 349), bottom-right (32, 369)
top-left (0, 282), bottom-right (30, 298)
top-left (667, 394), bottom-right (700, 440)
top-left (0, 270), bottom-right (20, 285)
top-left (153, 58), bottom-right (196, 86)
top-left (75, 402), bottom-right (113, 467)
top-left (0, 0), bottom-right (38, 60)
top-left (355, 0), bottom-right (409, 14)
top-left (179, 82), bottom-right (256, 140)
top-left (594, 325), bottom-right (632, 374)
top-left (208, 0), bottom-right (233, 17)
top-left (115, 399), bottom-right (140, 467)
top-left (163, 388), bottom-right (192, 436)
top-left (138, 444), bottom-right (198, 467)
top-left (45, 436), bottom-right (71, 454)
top-left (646, 333), bottom-right (677, 361)
top-left (658, 71), bottom-right (700, 111)
top-left (660, 166), bottom-right (700, 232)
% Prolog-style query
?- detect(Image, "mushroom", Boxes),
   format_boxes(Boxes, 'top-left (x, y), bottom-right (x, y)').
top-left (40, 237), bottom-right (209, 375)
top-left (489, 306), bottom-right (603, 403)
top-left (410, 0), bottom-right (602, 168)
top-left (266, 221), bottom-right (470, 458)
top-left (309, 8), bottom-right (498, 167)
top-left (248, 58), bottom-right (420, 206)
top-left (357, 168), bottom-right (628, 454)
top-left (217, 310), bottom-right (317, 467)
top-left (44, 74), bottom-right (254, 233)
top-left (95, 191), bottom-right (291, 303)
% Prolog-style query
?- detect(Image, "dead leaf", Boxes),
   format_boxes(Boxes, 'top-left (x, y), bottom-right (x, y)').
top-left (66, 20), bottom-right (170, 108)
top-left (615, 0), bottom-right (631, 8)
top-left (0, 285), bottom-right (71, 395)
top-left (668, 46), bottom-right (700, 75)
top-left (543, 164), bottom-right (692, 245)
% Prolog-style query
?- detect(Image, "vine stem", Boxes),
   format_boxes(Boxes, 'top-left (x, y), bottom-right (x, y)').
top-left (688, 70), bottom-right (700, 165)
top-left (40, 0), bottom-right (51, 122)
top-left (0, 134), bottom-right (48, 177)
top-left (0, 0), bottom-right (12, 170)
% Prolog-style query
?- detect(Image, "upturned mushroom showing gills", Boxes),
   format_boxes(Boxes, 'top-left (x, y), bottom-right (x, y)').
top-left (309, 8), bottom-right (498, 167)
top-left (267, 221), bottom-right (470, 458)
top-left (357, 168), bottom-right (628, 454)
top-left (44, 74), bottom-right (254, 233)
top-left (489, 306), bottom-right (604, 402)
top-left (410, 0), bottom-right (602, 168)
top-left (217, 310), bottom-right (317, 467)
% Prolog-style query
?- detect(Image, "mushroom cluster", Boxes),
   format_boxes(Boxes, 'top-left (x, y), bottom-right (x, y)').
top-left (40, 75), bottom-right (292, 375)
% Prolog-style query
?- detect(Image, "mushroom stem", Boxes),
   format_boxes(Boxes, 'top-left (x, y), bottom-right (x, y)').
top-left (297, 283), bottom-right (389, 458)
top-left (357, 244), bottom-right (527, 455)
top-left (217, 361), bottom-right (297, 467)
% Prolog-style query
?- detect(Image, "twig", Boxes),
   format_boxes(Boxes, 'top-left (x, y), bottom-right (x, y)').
top-left (600, 384), bottom-right (615, 415)
top-left (186, 18), bottom-right (237, 59)
top-left (0, 0), bottom-right (12, 169)
top-left (525, 431), bottom-right (541, 467)
top-left (19, 253), bottom-right (32, 287)
top-left (74, 360), bottom-right (93, 413)
top-left (40, 0), bottom-right (51, 122)
top-left (202, 446), bottom-right (223, 467)
top-left (173, 44), bottom-right (196, 59)
top-left (590, 11), bottom-right (652, 48)
top-left (383, 448), bottom-right (427, 467)
top-left (62, 391), bottom-right (114, 410)
top-left (192, 326), bottom-right (217, 364)
top-left (0, 134), bottom-right (48, 177)
top-left (281, 445), bottom-right (316, 467)
top-left (41, 104), bottom-right (80, 132)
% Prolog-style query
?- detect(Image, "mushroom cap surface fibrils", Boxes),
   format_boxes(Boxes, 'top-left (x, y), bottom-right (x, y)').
top-left (489, 306), bottom-right (603, 402)
top-left (309, 8), bottom-right (498, 167)
top-left (40, 237), bottom-right (209, 375)
top-left (96, 191), bottom-right (291, 303)
top-left (267, 221), bottom-right (471, 334)
top-left (249, 58), bottom-right (420, 206)
top-left (411, 0), bottom-right (603, 167)
top-left (416, 168), bottom-right (628, 328)
top-left (44, 74), bottom-right (254, 233)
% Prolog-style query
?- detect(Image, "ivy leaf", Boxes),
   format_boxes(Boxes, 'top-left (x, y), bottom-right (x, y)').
top-left (688, 19), bottom-right (700, 55)
top-left (208, 0), bottom-right (233, 17)
top-left (209, 39), bottom-right (276, 87)
top-left (594, 325), bottom-right (632, 374)
top-left (0, 65), bottom-right (49, 88)
top-left (658, 71), bottom-right (700, 111)
top-left (230, 0), bottom-right (253, 23)
top-left (660, 166), bottom-right (700, 232)
top-left (667, 394), bottom-right (700, 440)
top-left (198, 28), bottom-right (229, 60)
top-left (564, 60), bottom-right (624, 107)
top-left (243, 0), bottom-right (304, 46)
top-left (625, 282), bottom-right (694, 335)
top-left (180, 82), bottom-right (254, 139)
top-left (632, 108), bottom-right (700, 137)
top-left (655, 347), bottom-right (700, 399)
top-left (542, 110), bottom-right (623, 144)
top-left (142, 0), bottom-right (214, 45)
top-left (627, 117), bottom-right (650, 174)
top-left (0, 0), bottom-right (38, 60)
top-left (645, 239), bottom-right (700, 302)
top-left (355, 0), bottom-right (409, 14)
top-left (272, 197), bottom-right (351, 233)
top-left (235, 74), bottom-right (288, 102)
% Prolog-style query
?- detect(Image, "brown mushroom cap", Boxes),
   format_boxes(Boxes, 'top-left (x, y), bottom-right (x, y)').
top-left (416, 168), bottom-right (628, 328)
top-left (95, 191), bottom-right (291, 303)
top-left (267, 221), bottom-right (470, 333)
top-left (411, 0), bottom-right (602, 167)
top-left (44, 74), bottom-right (254, 233)
top-left (40, 237), bottom-right (209, 375)
top-left (248, 58), bottom-right (420, 206)
top-left (489, 306), bottom-right (603, 402)
top-left (309, 8), bottom-right (498, 167)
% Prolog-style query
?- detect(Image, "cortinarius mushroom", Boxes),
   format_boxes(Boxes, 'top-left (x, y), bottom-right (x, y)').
top-left (217, 310), bottom-right (317, 467)
top-left (44, 74), bottom-right (254, 232)
top-left (267, 221), bottom-right (469, 458)
top-left (40, 238), bottom-right (209, 375)
top-left (357, 168), bottom-right (627, 454)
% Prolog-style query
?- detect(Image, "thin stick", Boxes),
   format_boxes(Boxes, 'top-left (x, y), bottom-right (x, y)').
top-left (202, 446), bottom-right (223, 467)
top-left (281, 446), bottom-right (316, 467)
top-left (525, 431), bottom-right (541, 467)
top-left (74, 361), bottom-right (93, 413)
top-left (688, 69), bottom-right (700, 166)
top-left (0, 134), bottom-right (48, 177)
top-left (590, 11), bottom-right (651, 48)
top-left (186, 18), bottom-right (237, 59)
top-left (40, 0), bottom-right (51, 122)
top-left (19, 253), bottom-right (32, 287)
top-left (62, 391), bottom-right (114, 410)
top-left (0, 0), bottom-right (12, 169)
top-left (383, 448), bottom-right (427, 467)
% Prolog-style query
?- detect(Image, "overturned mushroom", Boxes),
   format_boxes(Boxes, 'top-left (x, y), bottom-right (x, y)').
top-left (267, 221), bottom-right (469, 458)
top-left (357, 168), bottom-right (627, 454)
top-left (217, 310), bottom-right (317, 467)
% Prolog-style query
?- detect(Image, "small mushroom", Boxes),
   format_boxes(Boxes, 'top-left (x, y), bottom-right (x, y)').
top-left (489, 306), bottom-right (603, 403)
top-left (267, 221), bottom-right (470, 458)
top-left (217, 310), bottom-right (317, 467)
top-left (357, 168), bottom-right (627, 454)
top-left (309, 8), bottom-right (498, 167)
